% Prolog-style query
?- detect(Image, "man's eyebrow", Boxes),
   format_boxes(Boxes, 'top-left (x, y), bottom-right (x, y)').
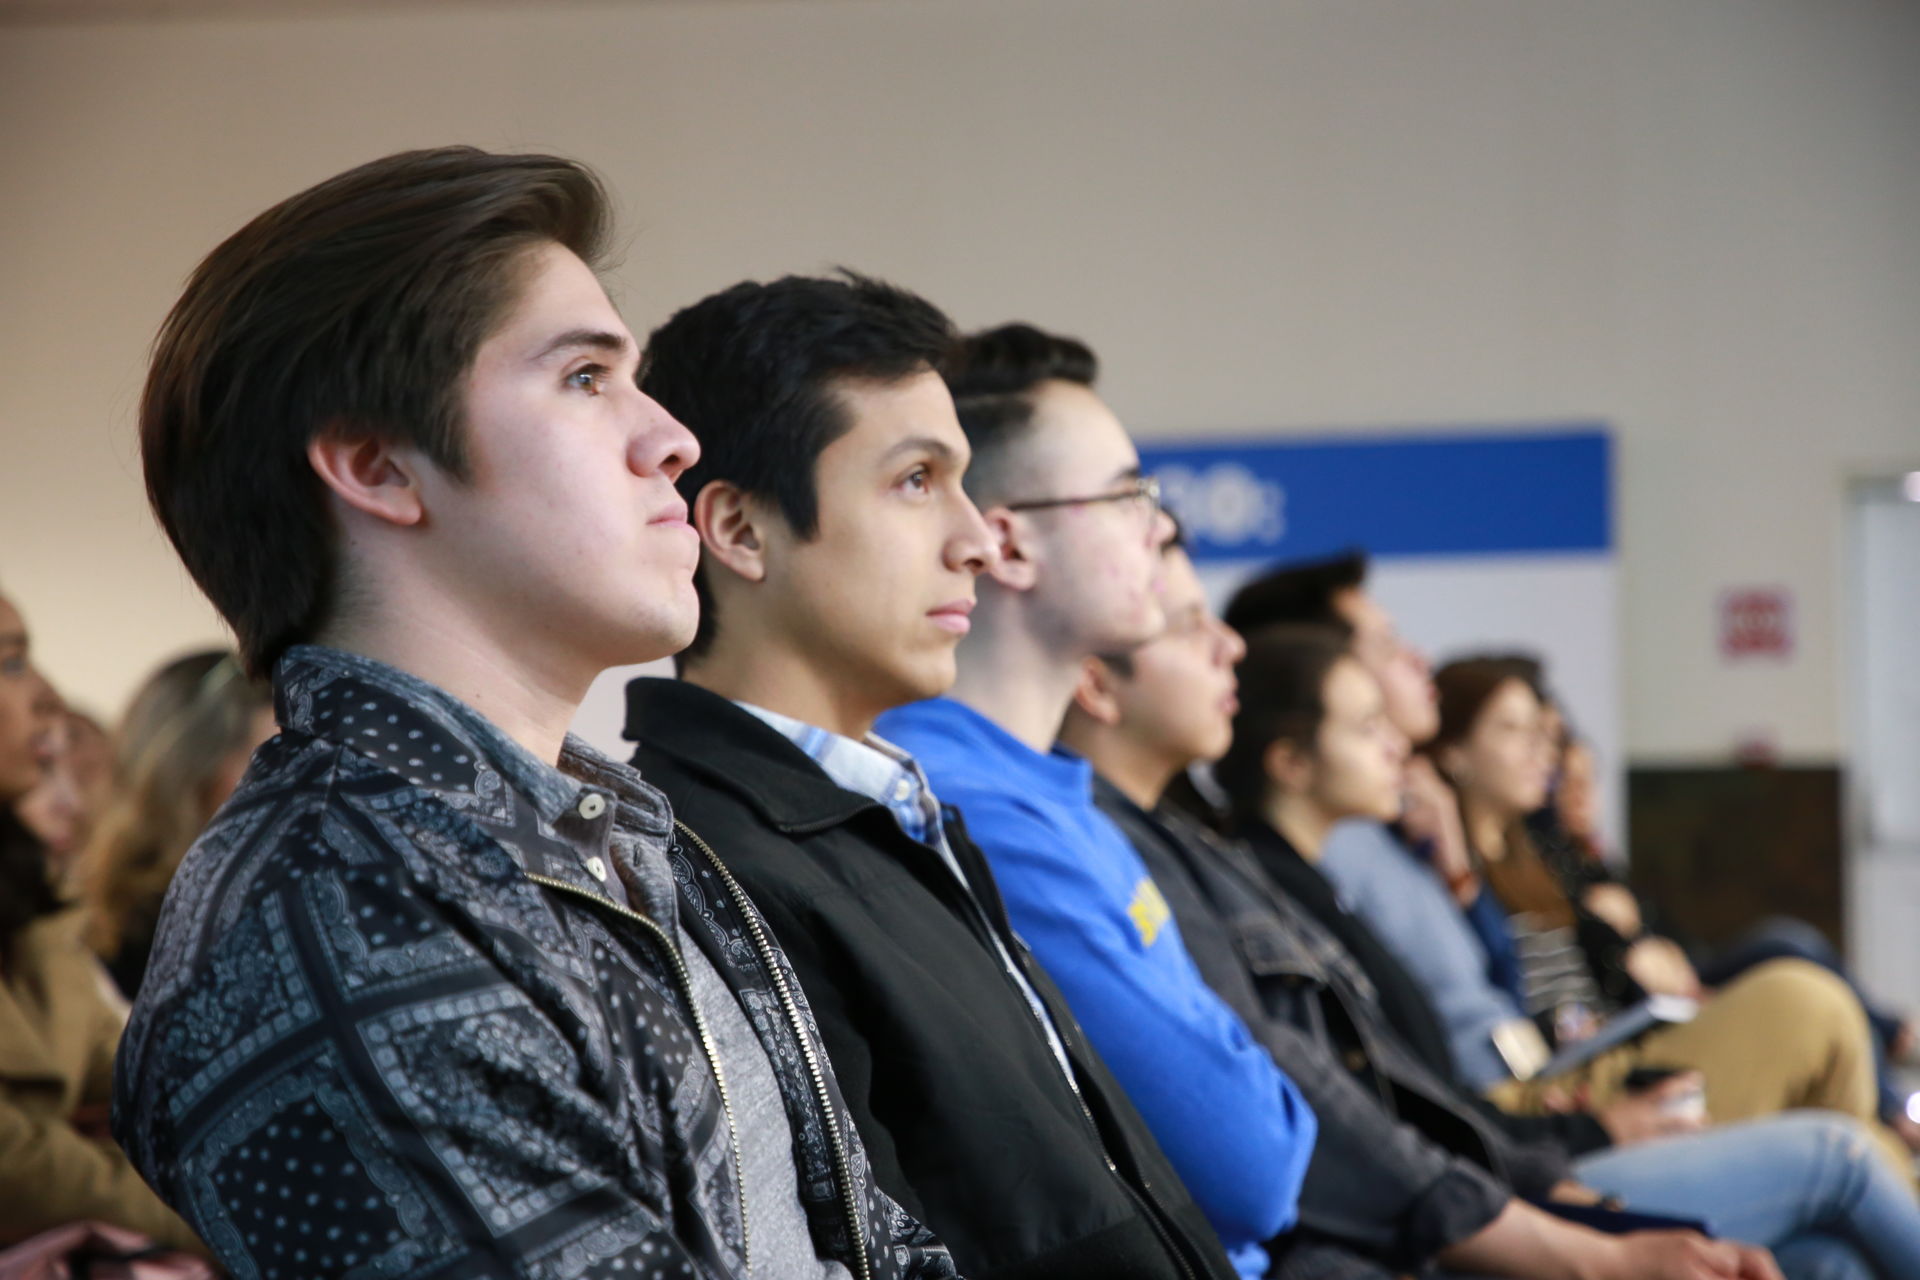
top-left (879, 436), bottom-right (964, 465)
top-left (531, 328), bottom-right (632, 362)
top-left (1107, 462), bottom-right (1143, 486)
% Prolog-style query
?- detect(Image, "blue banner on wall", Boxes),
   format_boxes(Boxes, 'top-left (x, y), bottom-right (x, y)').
top-left (1138, 424), bottom-right (1612, 564)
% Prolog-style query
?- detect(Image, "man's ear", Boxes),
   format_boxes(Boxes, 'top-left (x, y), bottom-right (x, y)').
top-left (693, 481), bottom-right (768, 584)
top-left (978, 506), bottom-right (1038, 592)
top-left (306, 432), bottom-right (425, 527)
top-left (1263, 737), bottom-right (1316, 796)
top-left (1071, 656), bottom-right (1126, 727)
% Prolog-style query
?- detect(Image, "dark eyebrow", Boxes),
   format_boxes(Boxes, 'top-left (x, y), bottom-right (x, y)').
top-left (0, 631), bottom-right (26, 651)
top-left (879, 436), bottom-right (966, 466)
top-left (532, 328), bottom-right (631, 363)
top-left (1108, 462), bottom-right (1143, 486)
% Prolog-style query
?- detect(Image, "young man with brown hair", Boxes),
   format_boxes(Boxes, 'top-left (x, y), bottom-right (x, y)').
top-left (116, 146), bottom-right (955, 1280)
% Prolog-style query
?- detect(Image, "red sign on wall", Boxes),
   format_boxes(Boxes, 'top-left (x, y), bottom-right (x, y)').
top-left (1719, 588), bottom-right (1794, 660)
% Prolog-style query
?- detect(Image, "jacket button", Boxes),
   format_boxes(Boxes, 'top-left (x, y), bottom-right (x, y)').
top-left (578, 793), bottom-right (608, 820)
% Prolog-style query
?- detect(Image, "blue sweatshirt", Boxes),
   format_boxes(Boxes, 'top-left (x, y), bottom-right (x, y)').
top-left (878, 697), bottom-right (1317, 1279)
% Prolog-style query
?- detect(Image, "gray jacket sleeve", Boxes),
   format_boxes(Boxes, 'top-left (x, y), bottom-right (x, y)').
top-left (1320, 822), bottom-right (1523, 1091)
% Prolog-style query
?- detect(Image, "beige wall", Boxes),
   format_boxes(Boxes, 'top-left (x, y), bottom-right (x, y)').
top-left (2, 0), bottom-right (1916, 762)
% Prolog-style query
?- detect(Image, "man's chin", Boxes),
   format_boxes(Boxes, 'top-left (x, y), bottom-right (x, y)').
top-left (603, 598), bottom-right (700, 668)
top-left (890, 654), bottom-right (958, 708)
top-left (1098, 615), bottom-right (1164, 657)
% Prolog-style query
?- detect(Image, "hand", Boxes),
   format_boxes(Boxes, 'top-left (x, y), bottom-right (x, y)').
top-left (1606, 1231), bottom-right (1781, 1280)
top-left (1625, 936), bottom-right (1704, 1000)
top-left (1546, 1180), bottom-right (1605, 1206)
top-left (1581, 882), bottom-right (1644, 938)
top-left (1402, 757), bottom-right (1475, 902)
top-left (1596, 1070), bottom-right (1708, 1145)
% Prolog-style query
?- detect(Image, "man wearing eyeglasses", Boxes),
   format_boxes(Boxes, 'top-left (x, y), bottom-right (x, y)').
top-left (878, 324), bottom-right (1318, 1280)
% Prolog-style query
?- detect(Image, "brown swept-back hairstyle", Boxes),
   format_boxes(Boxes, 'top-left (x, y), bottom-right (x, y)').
top-left (140, 146), bottom-right (613, 675)
top-left (1213, 624), bottom-right (1353, 821)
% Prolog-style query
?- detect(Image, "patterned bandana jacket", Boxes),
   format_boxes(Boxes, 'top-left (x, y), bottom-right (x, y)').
top-left (111, 645), bottom-right (958, 1280)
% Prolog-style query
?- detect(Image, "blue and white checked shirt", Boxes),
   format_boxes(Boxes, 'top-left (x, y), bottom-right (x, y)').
top-left (738, 702), bottom-right (1074, 1079)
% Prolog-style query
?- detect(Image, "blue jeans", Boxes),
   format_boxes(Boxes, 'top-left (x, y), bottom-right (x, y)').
top-left (1576, 1111), bottom-right (1920, 1280)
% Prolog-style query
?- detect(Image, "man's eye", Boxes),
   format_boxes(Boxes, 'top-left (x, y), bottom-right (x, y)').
top-left (902, 466), bottom-right (931, 492)
top-left (567, 366), bottom-right (607, 394)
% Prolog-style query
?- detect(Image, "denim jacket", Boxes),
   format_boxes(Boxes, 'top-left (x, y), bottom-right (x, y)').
top-left (112, 646), bottom-right (956, 1280)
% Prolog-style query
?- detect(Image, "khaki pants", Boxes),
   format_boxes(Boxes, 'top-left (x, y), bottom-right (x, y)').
top-left (1491, 958), bottom-right (1913, 1184)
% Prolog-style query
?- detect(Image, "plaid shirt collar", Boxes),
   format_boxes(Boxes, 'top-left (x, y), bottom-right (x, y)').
top-left (734, 702), bottom-right (942, 845)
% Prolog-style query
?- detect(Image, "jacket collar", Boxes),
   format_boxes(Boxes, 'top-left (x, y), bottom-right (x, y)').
top-left (624, 677), bottom-right (881, 833)
top-left (274, 645), bottom-right (676, 861)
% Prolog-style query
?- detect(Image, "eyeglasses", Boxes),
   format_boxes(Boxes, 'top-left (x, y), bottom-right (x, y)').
top-left (1004, 474), bottom-right (1162, 519)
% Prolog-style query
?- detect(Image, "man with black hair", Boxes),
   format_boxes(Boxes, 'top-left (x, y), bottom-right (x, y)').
top-left (117, 149), bottom-right (954, 1280)
top-left (1220, 550), bottom-right (1367, 638)
top-left (625, 272), bottom-right (1235, 1280)
top-left (878, 323), bottom-right (1317, 1280)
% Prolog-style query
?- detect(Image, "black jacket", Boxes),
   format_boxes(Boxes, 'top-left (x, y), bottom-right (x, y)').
top-left (625, 679), bottom-right (1235, 1280)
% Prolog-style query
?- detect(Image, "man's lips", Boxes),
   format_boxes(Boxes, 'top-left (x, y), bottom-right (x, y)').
top-left (648, 500), bottom-right (694, 532)
top-left (928, 599), bottom-right (974, 635)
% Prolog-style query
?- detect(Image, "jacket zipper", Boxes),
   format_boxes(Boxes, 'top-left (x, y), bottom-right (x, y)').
top-left (1012, 946), bottom-right (1201, 1280)
top-left (522, 871), bottom-right (752, 1278)
top-left (675, 820), bottom-right (874, 1280)
top-left (946, 819), bottom-right (1203, 1280)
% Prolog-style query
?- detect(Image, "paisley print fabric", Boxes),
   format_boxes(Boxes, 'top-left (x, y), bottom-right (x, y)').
top-left (113, 645), bottom-right (957, 1280)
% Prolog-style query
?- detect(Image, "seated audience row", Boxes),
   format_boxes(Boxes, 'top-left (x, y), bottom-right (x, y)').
top-left (1223, 555), bottom-right (1910, 1177)
top-left (0, 593), bottom-right (205, 1259)
top-left (8, 144), bottom-right (1911, 1279)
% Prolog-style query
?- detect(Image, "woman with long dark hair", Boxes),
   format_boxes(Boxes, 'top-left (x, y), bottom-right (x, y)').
top-left (1207, 627), bottom-right (1920, 1279)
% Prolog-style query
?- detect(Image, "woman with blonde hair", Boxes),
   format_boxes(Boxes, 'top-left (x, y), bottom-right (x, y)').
top-left (0, 589), bottom-right (206, 1256)
top-left (84, 648), bottom-right (273, 999)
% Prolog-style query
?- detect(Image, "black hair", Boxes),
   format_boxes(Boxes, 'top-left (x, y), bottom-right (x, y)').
top-left (1214, 624), bottom-right (1354, 821)
top-left (941, 322), bottom-right (1098, 503)
top-left (1222, 550), bottom-right (1369, 638)
top-left (637, 270), bottom-right (957, 664)
top-left (0, 808), bottom-right (61, 956)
